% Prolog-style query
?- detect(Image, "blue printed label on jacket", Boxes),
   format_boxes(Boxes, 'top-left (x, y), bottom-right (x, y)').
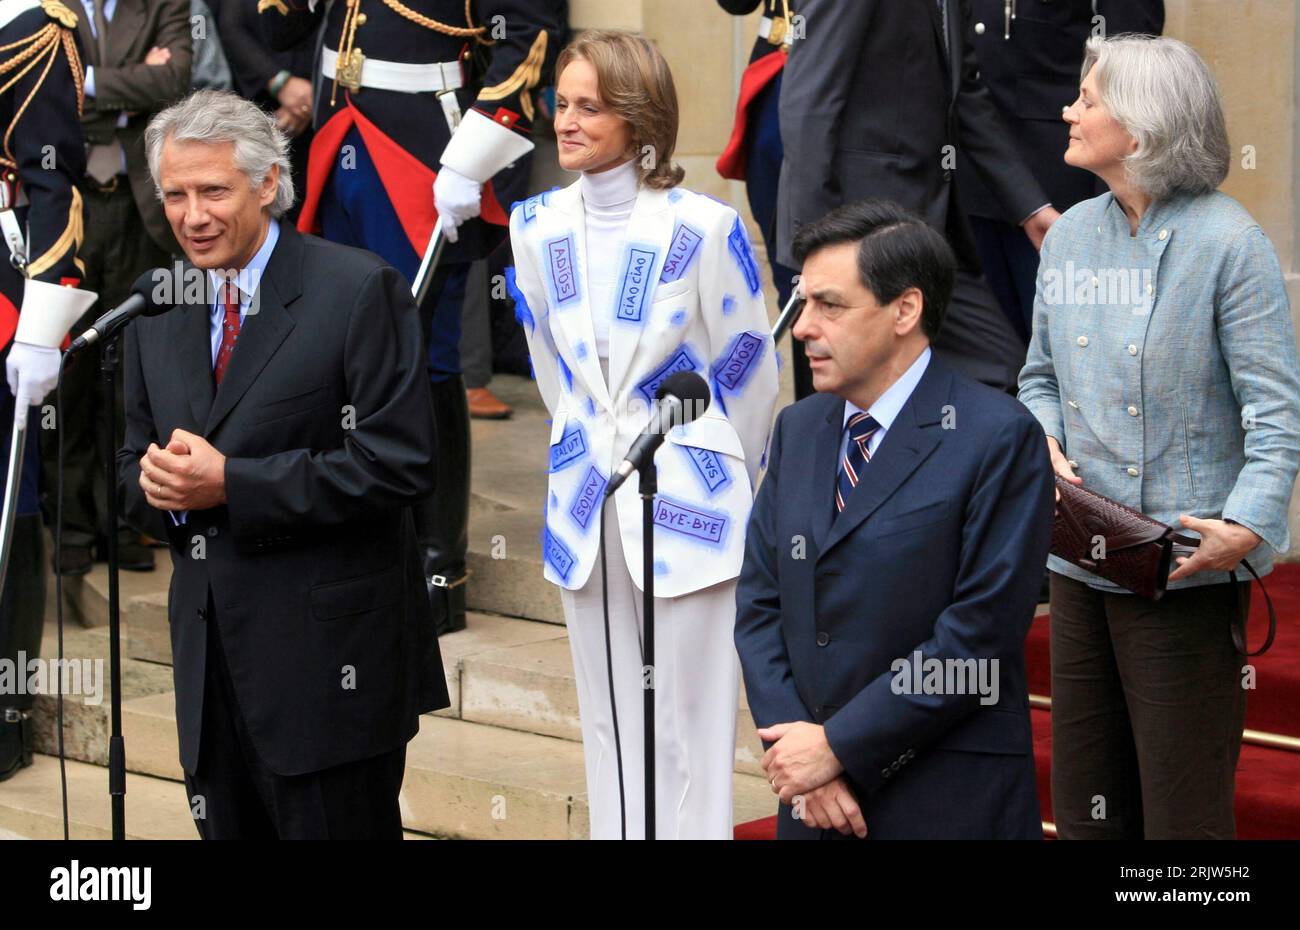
top-left (543, 528), bottom-right (576, 583)
top-left (568, 465), bottom-right (606, 532)
top-left (637, 345), bottom-right (702, 406)
top-left (549, 421), bottom-right (587, 472)
top-left (660, 223), bottom-right (703, 284)
top-left (616, 246), bottom-right (658, 323)
top-left (727, 217), bottom-right (762, 296)
top-left (652, 496), bottom-right (728, 546)
top-left (545, 234), bottom-right (580, 307)
top-left (680, 445), bottom-right (732, 495)
top-left (713, 330), bottom-right (766, 393)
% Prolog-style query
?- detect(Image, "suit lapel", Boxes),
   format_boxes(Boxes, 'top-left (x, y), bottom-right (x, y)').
top-left (543, 182), bottom-right (612, 412)
top-left (809, 397), bottom-right (845, 555)
top-left (606, 187), bottom-right (673, 404)
top-left (75, 6), bottom-right (98, 68)
top-left (820, 360), bottom-right (952, 557)
top-left (203, 224), bottom-right (302, 435)
top-left (104, 0), bottom-right (144, 66)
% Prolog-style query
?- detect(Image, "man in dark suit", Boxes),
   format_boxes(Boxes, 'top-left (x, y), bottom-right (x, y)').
top-left (736, 200), bottom-right (1054, 839)
top-left (777, 0), bottom-right (1055, 393)
top-left (118, 90), bottom-right (447, 839)
top-left (962, 0), bottom-right (1165, 342)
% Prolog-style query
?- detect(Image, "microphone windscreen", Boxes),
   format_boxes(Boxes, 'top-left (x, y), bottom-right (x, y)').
top-left (657, 371), bottom-right (711, 424)
top-left (130, 268), bottom-right (176, 317)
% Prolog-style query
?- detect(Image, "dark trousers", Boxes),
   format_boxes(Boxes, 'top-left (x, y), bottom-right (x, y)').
top-left (184, 605), bottom-right (407, 839)
top-left (1048, 572), bottom-right (1249, 839)
top-left (40, 183), bottom-right (169, 549)
top-left (743, 72), bottom-right (807, 398)
top-left (969, 214), bottom-right (1040, 345)
top-left (931, 267), bottom-right (1028, 395)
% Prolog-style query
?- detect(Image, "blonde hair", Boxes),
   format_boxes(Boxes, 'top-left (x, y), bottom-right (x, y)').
top-left (555, 30), bottom-right (684, 190)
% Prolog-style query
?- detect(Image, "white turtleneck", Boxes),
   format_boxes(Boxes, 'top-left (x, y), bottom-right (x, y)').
top-left (580, 159), bottom-right (639, 361)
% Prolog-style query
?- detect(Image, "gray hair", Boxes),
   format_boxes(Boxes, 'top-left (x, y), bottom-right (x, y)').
top-left (145, 89), bottom-right (295, 217)
top-left (1081, 35), bottom-right (1230, 201)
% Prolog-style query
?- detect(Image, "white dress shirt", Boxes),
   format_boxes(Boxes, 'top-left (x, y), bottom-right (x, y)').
top-left (839, 346), bottom-right (932, 463)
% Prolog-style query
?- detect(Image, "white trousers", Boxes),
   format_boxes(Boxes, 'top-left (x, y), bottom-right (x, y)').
top-left (560, 505), bottom-right (739, 840)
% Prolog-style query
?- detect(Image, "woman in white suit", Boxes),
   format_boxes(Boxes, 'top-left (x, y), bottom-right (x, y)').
top-left (508, 30), bottom-right (779, 839)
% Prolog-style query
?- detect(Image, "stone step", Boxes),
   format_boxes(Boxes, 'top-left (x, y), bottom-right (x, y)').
top-left (459, 632), bottom-right (767, 777)
top-left (402, 716), bottom-right (775, 839)
top-left (0, 754), bottom-right (195, 840)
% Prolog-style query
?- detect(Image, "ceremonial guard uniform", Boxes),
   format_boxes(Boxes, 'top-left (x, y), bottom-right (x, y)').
top-left (716, 0), bottom-right (807, 397)
top-left (962, 0), bottom-right (1165, 341)
top-left (509, 176), bottom-right (779, 838)
top-left (260, 0), bottom-right (563, 634)
top-left (0, 0), bottom-right (97, 779)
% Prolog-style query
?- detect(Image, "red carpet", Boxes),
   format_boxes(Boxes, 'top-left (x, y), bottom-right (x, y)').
top-left (734, 564), bottom-right (1300, 840)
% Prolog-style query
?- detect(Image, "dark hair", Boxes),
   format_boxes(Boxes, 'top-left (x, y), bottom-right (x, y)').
top-left (791, 199), bottom-right (956, 340)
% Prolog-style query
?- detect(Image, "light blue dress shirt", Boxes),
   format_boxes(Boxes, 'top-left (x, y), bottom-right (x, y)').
top-left (78, 0), bottom-right (117, 99)
top-left (171, 219), bottom-right (280, 526)
top-left (839, 346), bottom-right (931, 464)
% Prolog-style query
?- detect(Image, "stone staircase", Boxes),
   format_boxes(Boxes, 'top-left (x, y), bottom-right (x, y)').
top-left (0, 374), bottom-right (782, 840)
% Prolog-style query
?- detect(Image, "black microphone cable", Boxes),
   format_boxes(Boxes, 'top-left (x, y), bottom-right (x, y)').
top-left (597, 495), bottom-right (627, 840)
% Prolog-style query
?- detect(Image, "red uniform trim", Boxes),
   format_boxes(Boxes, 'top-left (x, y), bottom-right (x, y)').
top-left (473, 105), bottom-right (532, 135)
top-left (716, 49), bottom-right (787, 182)
top-left (298, 99), bottom-right (509, 256)
top-left (0, 292), bottom-right (16, 353)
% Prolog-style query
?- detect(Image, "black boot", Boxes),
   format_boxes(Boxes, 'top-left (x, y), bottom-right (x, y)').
top-left (0, 514), bottom-right (44, 780)
top-left (0, 708), bottom-right (32, 781)
top-left (414, 376), bottom-right (471, 636)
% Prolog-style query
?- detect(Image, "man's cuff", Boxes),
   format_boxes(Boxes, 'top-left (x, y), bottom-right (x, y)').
top-left (1019, 203), bottom-right (1053, 226)
top-left (84, 65), bottom-right (95, 99)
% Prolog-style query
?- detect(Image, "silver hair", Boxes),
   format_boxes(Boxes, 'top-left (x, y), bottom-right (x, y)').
top-left (1081, 34), bottom-right (1230, 201)
top-left (145, 89), bottom-right (295, 217)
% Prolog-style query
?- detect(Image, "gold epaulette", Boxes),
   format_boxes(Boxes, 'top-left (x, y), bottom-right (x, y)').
top-left (41, 1), bottom-right (78, 29)
top-left (257, 0), bottom-right (290, 16)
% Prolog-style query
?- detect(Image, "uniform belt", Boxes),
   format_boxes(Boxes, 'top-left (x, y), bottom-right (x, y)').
top-left (758, 15), bottom-right (795, 46)
top-left (321, 47), bottom-right (464, 94)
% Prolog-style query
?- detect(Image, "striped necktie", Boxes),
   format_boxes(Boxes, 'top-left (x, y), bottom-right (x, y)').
top-left (835, 411), bottom-right (881, 514)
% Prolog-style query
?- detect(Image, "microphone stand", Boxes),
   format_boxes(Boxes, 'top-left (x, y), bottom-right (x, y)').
top-left (100, 334), bottom-right (126, 840)
top-left (638, 459), bottom-right (656, 841)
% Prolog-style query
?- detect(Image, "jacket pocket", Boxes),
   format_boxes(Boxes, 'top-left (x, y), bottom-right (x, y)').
top-left (667, 413), bottom-right (746, 460)
top-left (872, 500), bottom-right (950, 538)
top-left (935, 707), bottom-right (1031, 756)
top-left (252, 385), bottom-right (330, 424)
top-left (310, 568), bottom-right (402, 621)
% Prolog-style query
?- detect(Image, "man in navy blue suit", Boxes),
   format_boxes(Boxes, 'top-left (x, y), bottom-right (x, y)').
top-left (735, 199), bottom-right (1054, 840)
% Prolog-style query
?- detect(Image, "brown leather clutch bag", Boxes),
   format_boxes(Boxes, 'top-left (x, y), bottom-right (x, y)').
top-left (1050, 476), bottom-right (1275, 655)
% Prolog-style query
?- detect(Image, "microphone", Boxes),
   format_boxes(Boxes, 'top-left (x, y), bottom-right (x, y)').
top-left (68, 269), bottom-right (174, 352)
top-left (605, 371), bottom-right (711, 497)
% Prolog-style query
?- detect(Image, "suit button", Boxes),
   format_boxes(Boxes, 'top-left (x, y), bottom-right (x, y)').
top-left (905, 749), bottom-right (915, 759)
top-left (206, 527), bottom-right (217, 538)
top-left (1128, 344), bottom-right (1138, 356)
top-left (890, 760), bottom-right (901, 772)
top-left (1076, 335), bottom-right (1089, 347)
top-left (816, 632), bottom-right (830, 647)
top-left (881, 768), bottom-right (891, 779)
top-left (1127, 405), bottom-right (1139, 417)
top-left (814, 704), bottom-right (823, 718)
top-left (974, 21), bottom-right (985, 34)
top-left (196, 607), bottom-right (207, 621)
top-left (1127, 466), bottom-right (1140, 477)
top-left (943, 169), bottom-right (953, 182)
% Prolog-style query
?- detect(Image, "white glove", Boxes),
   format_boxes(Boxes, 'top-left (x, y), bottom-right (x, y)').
top-left (433, 165), bottom-right (482, 244)
top-left (6, 341), bottom-right (62, 429)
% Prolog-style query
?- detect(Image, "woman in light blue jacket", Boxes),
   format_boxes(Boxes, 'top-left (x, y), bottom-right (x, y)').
top-left (1018, 35), bottom-right (1300, 839)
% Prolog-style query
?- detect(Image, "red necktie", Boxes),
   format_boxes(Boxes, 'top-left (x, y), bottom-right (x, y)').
top-left (214, 281), bottom-right (241, 386)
